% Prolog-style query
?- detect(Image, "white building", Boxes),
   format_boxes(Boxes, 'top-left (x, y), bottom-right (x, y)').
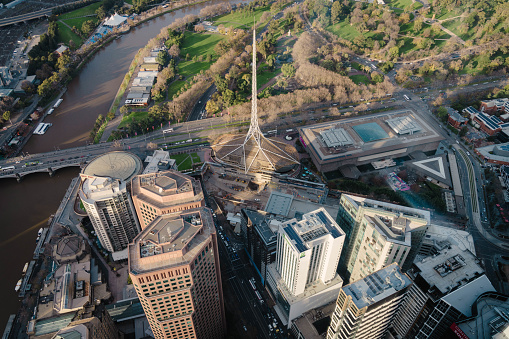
top-left (337, 194), bottom-right (430, 284)
top-left (79, 176), bottom-right (140, 258)
top-left (391, 244), bottom-right (495, 339)
top-left (327, 263), bottom-right (412, 339)
top-left (266, 208), bottom-right (346, 327)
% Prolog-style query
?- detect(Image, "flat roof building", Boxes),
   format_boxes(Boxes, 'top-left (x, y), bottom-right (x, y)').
top-left (299, 110), bottom-right (443, 173)
top-left (128, 207), bottom-right (226, 339)
top-left (327, 263), bottom-right (412, 339)
top-left (391, 244), bottom-right (495, 339)
top-left (266, 208), bottom-right (346, 328)
top-left (337, 194), bottom-right (430, 284)
top-left (130, 170), bottom-right (205, 229)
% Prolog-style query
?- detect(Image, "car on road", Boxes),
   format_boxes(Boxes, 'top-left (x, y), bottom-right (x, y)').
top-left (243, 326), bottom-right (247, 332)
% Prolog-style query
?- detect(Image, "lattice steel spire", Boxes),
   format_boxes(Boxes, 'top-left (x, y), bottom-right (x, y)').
top-left (211, 27), bottom-right (299, 174)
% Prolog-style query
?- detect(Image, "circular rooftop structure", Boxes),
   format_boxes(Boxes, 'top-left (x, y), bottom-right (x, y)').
top-left (83, 151), bottom-right (143, 182)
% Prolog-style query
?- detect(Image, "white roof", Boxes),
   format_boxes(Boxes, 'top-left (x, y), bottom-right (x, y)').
top-left (442, 275), bottom-right (495, 316)
top-left (104, 13), bottom-right (127, 27)
top-left (320, 128), bottom-right (354, 148)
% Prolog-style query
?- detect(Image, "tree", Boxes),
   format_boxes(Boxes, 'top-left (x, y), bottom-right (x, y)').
top-left (56, 52), bottom-right (71, 72)
top-left (20, 81), bottom-right (35, 94)
top-left (2, 111), bottom-right (11, 124)
top-left (156, 50), bottom-right (169, 66)
top-left (281, 63), bottom-right (296, 77)
top-left (331, 1), bottom-right (345, 24)
top-left (168, 45), bottom-right (180, 59)
top-left (371, 72), bottom-right (384, 83)
top-left (120, 105), bottom-right (129, 115)
top-left (437, 106), bottom-right (448, 119)
top-left (81, 20), bottom-right (96, 36)
top-left (459, 126), bottom-right (468, 137)
top-left (414, 17), bottom-right (423, 32)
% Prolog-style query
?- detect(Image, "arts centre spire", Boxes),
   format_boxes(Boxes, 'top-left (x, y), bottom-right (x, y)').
top-left (211, 28), bottom-right (299, 175)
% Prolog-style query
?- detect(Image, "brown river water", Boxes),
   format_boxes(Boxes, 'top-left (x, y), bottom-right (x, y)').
top-left (0, 0), bottom-right (246, 330)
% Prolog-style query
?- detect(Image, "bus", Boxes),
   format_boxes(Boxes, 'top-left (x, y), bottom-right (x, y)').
top-left (403, 95), bottom-right (410, 101)
top-left (163, 128), bottom-right (174, 133)
top-left (2, 166), bottom-right (15, 171)
top-left (53, 99), bottom-right (63, 108)
top-left (249, 279), bottom-right (256, 291)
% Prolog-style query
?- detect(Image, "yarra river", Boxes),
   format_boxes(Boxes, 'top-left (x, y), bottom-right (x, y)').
top-left (0, 0), bottom-right (247, 330)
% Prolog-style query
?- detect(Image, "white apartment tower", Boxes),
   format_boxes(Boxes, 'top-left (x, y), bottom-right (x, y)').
top-left (80, 175), bottom-right (140, 256)
top-left (266, 208), bottom-right (346, 327)
top-left (337, 194), bottom-right (430, 284)
top-left (327, 263), bottom-right (412, 339)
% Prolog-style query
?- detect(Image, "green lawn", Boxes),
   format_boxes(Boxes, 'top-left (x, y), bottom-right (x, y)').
top-left (124, 0), bottom-right (133, 4)
top-left (118, 110), bottom-right (148, 128)
top-left (58, 2), bottom-right (103, 19)
top-left (190, 152), bottom-right (201, 163)
top-left (349, 74), bottom-right (371, 85)
top-left (213, 6), bottom-right (271, 29)
top-left (257, 64), bottom-right (280, 89)
top-left (442, 19), bottom-right (477, 42)
top-left (178, 32), bottom-right (225, 76)
top-left (350, 62), bottom-right (363, 71)
top-left (167, 80), bottom-right (186, 99)
top-left (62, 16), bottom-right (99, 30)
top-left (171, 154), bottom-right (193, 170)
top-left (56, 21), bottom-right (83, 47)
top-left (326, 20), bottom-right (361, 41)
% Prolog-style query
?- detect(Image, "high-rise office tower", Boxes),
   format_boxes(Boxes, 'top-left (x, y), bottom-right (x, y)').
top-left (337, 194), bottom-right (430, 284)
top-left (131, 170), bottom-right (205, 229)
top-left (390, 244), bottom-right (495, 339)
top-left (266, 208), bottom-right (346, 327)
top-left (128, 207), bottom-right (226, 339)
top-left (79, 175), bottom-right (140, 256)
top-left (327, 263), bottom-right (412, 339)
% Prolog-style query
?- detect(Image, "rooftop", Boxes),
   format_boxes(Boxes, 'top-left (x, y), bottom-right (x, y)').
top-left (476, 142), bottom-right (509, 163)
top-left (476, 112), bottom-right (503, 131)
top-left (242, 209), bottom-right (282, 246)
top-left (299, 109), bottom-right (443, 162)
top-left (104, 13), bottom-right (127, 27)
top-left (281, 208), bottom-right (345, 253)
top-left (131, 170), bottom-right (203, 210)
top-left (414, 244), bottom-right (483, 295)
top-left (82, 151), bottom-right (142, 182)
top-left (342, 194), bottom-right (430, 229)
top-left (265, 191), bottom-right (294, 216)
top-left (385, 116), bottom-right (421, 135)
top-left (129, 207), bottom-right (215, 274)
top-left (343, 263), bottom-right (411, 309)
top-left (80, 176), bottom-right (125, 201)
top-left (291, 301), bottom-right (336, 339)
top-left (143, 150), bottom-right (173, 174)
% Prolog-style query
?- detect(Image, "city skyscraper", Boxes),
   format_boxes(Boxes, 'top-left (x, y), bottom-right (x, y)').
top-left (337, 193), bottom-right (430, 284)
top-left (266, 208), bottom-right (345, 327)
top-left (390, 244), bottom-right (495, 339)
top-left (212, 28), bottom-right (299, 175)
top-left (79, 175), bottom-right (140, 256)
top-left (131, 170), bottom-right (205, 229)
top-left (327, 263), bottom-right (412, 339)
top-left (128, 207), bottom-right (226, 339)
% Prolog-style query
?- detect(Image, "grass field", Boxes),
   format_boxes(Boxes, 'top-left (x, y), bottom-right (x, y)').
top-left (178, 32), bottom-right (224, 77)
top-left (190, 152), bottom-right (201, 163)
top-left (257, 64), bottom-right (280, 90)
top-left (58, 2), bottom-right (103, 19)
top-left (171, 153), bottom-right (193, 170)
top-left (167, 80), bottom-right (186, 99)
top-left (385, 0), bottom-right (422, 10)
top-left (56, 21), bottom-right (84, 46)
top-left (442, 19), bottom-right (477, 42)
top-left (326, 21), bottom-right (361, 41)
top-left (118, 111), bottom-right (148, 128)
top-left (213, 6), bottom-right (270, 29)
top-left (349, 74), bottom-right (371, 85)
top-left (62, 16), bottom-right (99, 29)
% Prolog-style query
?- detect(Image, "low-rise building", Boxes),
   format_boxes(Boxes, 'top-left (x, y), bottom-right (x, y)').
top-left (476, 142), bottom-right (509, 166)
top-left (480, 98), bottom-right (509, 114)
top-left (474, 111), bottom-right (503, 136)
top-left (446, 107), bottom-right (468, 129)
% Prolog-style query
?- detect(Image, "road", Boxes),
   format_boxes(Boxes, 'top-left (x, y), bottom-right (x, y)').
top-left (204, 190), bottom-right (285, 338)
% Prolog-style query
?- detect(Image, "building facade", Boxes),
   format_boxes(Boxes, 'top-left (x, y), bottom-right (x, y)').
top-left (337, 194), bottom-right (430, 284)
top-left (390, 245), bottom-right (495, 339)
top-left (266, 208), bottom-right (346, 327)
top-left (327, 263), bottom-right (412, 339)
top-left (128, 207), bottom-right (226, 339)
top-left (131, 170), bottom-right (205, 229)
top-left (79, 175), bottom-right (140, 255)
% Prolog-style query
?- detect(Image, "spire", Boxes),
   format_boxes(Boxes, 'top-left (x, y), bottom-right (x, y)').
top-left (245, 26), bottom-right (261, 146)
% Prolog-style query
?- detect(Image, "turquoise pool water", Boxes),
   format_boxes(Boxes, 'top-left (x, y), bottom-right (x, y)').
top-left (352, 122), bottom-right (389, 142)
